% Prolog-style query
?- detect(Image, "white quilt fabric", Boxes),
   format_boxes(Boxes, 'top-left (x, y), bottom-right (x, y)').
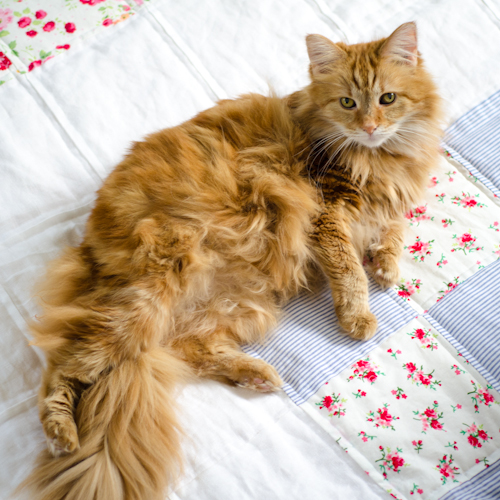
top-left (2, 1), bottom-right (500, 499)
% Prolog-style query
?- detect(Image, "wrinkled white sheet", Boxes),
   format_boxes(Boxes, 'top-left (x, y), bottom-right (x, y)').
top-left (2, 1), bottom-right (500, 498)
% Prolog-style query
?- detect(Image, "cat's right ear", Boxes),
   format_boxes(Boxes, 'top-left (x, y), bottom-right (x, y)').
top-left (306, 34), bottom-right (344, 77)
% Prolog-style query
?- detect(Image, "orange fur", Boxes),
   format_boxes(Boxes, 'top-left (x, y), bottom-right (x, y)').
top-left (22, 22), bottom-right (442, 500)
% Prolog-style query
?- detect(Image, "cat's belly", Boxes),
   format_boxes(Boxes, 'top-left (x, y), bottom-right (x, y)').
top-left (168, 216), bottom-right (314, 342)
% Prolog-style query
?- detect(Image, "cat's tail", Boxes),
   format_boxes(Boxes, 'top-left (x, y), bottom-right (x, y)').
top-left (21, 348), bottom-right (189, 500)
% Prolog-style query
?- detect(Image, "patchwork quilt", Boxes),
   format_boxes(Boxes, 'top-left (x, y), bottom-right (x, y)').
top-left (1, 1), bottom-right (500, 499)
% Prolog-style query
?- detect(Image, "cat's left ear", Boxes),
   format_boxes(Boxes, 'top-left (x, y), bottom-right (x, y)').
top-left (306, 34), bottom-right (345, 76)
top-left (382, 22), bottom-right (418, 66)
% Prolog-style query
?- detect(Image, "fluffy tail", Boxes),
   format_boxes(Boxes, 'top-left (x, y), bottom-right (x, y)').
top-left (21, 349), bottom-right (188, 500)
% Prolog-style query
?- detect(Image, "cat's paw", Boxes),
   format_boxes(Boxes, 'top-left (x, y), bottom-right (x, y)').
top-left (43, 415), bottom-right (80, 457)
top-left (342, 311), bottom-right (378, 341)
top-left (232, 358), bottom-right (283, 393)
top-left (367, 255), bottom-right (400, 288)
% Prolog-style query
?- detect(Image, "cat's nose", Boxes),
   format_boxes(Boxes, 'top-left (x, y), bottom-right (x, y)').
top-left (363, 123), bottom-right (378, 135)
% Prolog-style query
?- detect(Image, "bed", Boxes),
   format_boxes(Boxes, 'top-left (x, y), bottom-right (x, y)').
top-left (1, 1), bottom-right (500, 499)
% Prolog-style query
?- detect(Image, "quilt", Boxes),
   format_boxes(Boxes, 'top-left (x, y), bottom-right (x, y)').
top-left (1, 1), bottom-right (500, 499)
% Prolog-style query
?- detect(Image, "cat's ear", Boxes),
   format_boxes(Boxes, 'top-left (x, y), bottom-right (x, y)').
top-left (382, 22), bottom-right (418, 66)
top-left (306, 34), bottom-right (344, 76)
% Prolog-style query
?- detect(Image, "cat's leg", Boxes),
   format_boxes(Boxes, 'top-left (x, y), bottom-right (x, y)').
top-left (311, 202), bottom-right (377, 340)
top-left (367, 217), bottom-right (405, 288)
top-left (39, 369), bottom-right (85, 456)
top-left (171, 329), bottom-right (282, 392)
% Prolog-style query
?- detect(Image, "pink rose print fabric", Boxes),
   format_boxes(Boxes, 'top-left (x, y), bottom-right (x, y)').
top-left (0, 0), bottom-right (143, 77)
top-left (302, 317), bottom-right (500, 500)
top-left (394, 154), bottom-right (500, 311)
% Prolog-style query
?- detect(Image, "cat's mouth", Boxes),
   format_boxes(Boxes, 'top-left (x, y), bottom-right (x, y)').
top-left (352, 131), bottom-right (389, 149)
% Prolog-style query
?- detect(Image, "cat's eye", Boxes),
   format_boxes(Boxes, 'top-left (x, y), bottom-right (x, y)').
top-left (340, 97), bottom-right (356, 109)
top-left (380, 93), bottom-right (396, 105)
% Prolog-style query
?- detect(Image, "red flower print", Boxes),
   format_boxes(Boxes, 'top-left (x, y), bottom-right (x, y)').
top-left (440, 466), bottom-right (450, 477)
top-left (430, 419), bottom-right (442, 430)
top-left (483, 391), bottom-right (494, 404)
top-left (323, 396), bottom-right (333, 408)
top-left (35, 10), bottom-right (47, 19)
top-left (56, 45), bottom-right (70, 50)
top-left (424, 408), bottom-right (437, 418)
top-left (391, 456), bottom-right (404, 471)
top-left (417, 372), bottom-right (432, 385)
top-left (365, 371), bottom-right (377, 382)
top-left (465, 199), bottom-right (477, 207)
top-left (406, 362), bottom-right (417, 373)
top-left (80, 0), bottom-right (106, 4)
top-left (379, 408), bottom-right (392, 423)
top-left (368, 403), bottom-right (399, 430)
top-left (18, 16), bottom-right (31, 28)
top-left (102, 18), bottom-right (113, 27)
top-left (26, 30), bottom-right (37, 37)
top-left (415, 328), bottom-right (426, 340)
top-left (357, 360), bottom-right (369, 368)
top-left (406, 237), bottom-right (434, 261)
top-left (43, 21), bottom-right (56, 32)
top-left (478, 430), bottom-right (488, 440)
top-left (468, 435), bottom-right (479, 447)
top-left (28, 60), bottom-right (42, 72)
top-left (0, 52), bottom-right (12, 71)
top-left (411, 241), bottom-right (423, 252)
top-left (65, 22), bottom-right (76, 33)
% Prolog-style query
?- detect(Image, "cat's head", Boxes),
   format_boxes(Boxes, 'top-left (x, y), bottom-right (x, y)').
top-left (304, 23), bottom-right (441, 156)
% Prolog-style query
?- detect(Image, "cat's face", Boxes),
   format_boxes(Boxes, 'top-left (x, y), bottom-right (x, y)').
top-left (330, 68), bottom-right (411, 149)
top-left (306, 23), bottom-right (439, 154)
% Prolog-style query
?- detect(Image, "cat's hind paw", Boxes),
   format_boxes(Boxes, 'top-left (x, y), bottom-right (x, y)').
top-left (231, 358), bottom-right (283, 393)
top-left (43, 415), bottom-right (80, 457)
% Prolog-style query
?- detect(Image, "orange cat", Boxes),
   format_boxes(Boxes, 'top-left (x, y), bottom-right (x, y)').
top-left (23, 22), bottom-right (441, 500)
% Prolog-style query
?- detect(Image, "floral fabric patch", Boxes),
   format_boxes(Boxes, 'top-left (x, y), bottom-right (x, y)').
top-left (0, 0), bottom-right (152, 77)
top-left (393, 153), bottom-right (500, 310)
top-left (302, 317), bottom-right (500, 500)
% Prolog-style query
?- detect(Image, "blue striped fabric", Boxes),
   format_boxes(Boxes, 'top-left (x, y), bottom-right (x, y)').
top-left (427, 260), bottom-right (500, 391)
top-left (243, 280), bottom-right (415, 405)
top-left (440, 457), bottom-right (500, 500)
top-left (444, 89), bottom-right (500, 196)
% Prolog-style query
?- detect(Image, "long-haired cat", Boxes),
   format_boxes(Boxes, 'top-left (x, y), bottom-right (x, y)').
top-left (22, 22), bottom-right (441, 500)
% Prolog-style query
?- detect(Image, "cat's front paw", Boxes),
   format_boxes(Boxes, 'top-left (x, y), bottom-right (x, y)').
top-left (340, 311), bottom-right (378, 341)
top-left (367, 255), bottom-right (400, 288)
